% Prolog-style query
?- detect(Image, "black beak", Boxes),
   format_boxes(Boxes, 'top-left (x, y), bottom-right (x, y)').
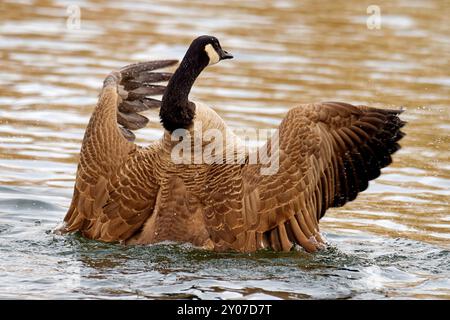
top-left (219, 48), bottom-right (233, 60)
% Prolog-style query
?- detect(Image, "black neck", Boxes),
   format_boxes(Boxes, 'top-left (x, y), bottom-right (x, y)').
top-left (160, 53), bottom-right (207, 132)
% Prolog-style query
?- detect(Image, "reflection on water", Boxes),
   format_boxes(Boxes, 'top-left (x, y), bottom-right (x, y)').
top-left (0, 0), bottom-right (449, 299)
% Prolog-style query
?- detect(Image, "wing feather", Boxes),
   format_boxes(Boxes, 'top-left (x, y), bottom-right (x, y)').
top-left (58, 60), bottom-right (177, 239)
top-left (211, 102), bottom-right (405, 252)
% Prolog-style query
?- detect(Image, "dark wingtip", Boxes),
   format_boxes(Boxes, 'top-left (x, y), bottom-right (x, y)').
top-left (113, 60), bottom-right (178, 140)
top-left (118, 98), bottom-right (161, 113)
top-left (117, 111), bottom-right (149, 131)
top-left (162, 59), bottom-right (179, 67)
top-left (119, 126), bottom-right (136, 142)
top-left (381, 107), bottom-right (406, 115)
top-left (103, 72), bottom-right (120, 87)
top-left (119, 60), bottom-right (178, 78)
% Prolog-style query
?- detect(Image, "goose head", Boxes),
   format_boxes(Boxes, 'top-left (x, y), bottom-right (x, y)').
top-left (185, 35), bottom-right (233, 68)
top-left (160, 36), bottom-right (232, 133)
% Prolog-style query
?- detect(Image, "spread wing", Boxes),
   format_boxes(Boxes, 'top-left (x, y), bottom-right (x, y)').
top-left (205, 102), bottom-right (405, 252)
top-left (116, 60), bottom-right (177, 141)
top-left (251, 102), bottom-right (406, 252)
top-left (58, 60), bottom-right (177, 240)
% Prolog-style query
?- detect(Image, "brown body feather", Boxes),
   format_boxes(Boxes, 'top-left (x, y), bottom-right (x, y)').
top-left (57, 60), bottom-right (405, 253)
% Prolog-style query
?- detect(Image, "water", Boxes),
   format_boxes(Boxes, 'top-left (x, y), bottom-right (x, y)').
top-left (0, 0), bottom-right (449, 299)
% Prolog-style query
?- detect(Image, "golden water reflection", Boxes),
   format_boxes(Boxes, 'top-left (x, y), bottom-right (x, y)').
top-left (0, 0), bottom-right (449, 266)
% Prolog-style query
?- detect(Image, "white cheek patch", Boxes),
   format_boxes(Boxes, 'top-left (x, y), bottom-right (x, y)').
top-left (205, 44), bottom-right (220, 65)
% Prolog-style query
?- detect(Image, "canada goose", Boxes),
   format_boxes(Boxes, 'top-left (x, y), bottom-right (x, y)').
top-left (57, 35), bottom-right (405, 253)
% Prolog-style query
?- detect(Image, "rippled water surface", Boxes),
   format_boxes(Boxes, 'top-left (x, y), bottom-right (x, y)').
top-left (0, 0), bottom-right (449, 299)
